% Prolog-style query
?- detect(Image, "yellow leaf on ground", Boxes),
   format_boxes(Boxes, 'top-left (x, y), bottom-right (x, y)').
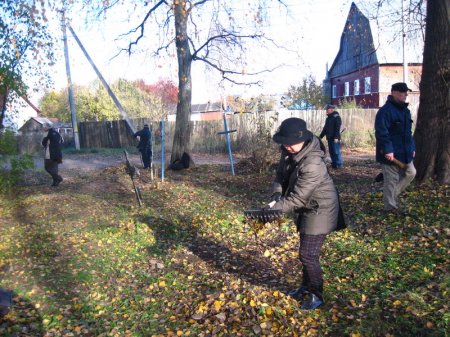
top-left (214, 300), bottom-right (223, 311)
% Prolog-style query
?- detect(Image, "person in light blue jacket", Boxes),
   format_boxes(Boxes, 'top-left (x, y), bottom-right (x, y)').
top-left (375, 82), bottom-right (416, 214)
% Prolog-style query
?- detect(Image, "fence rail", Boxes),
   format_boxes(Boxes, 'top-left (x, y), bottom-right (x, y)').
top-left (16, 108), bottom-right (417, 155)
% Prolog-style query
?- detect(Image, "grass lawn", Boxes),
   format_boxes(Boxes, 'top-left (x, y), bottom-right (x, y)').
top-left (0, 157), bottom-right (448, 337)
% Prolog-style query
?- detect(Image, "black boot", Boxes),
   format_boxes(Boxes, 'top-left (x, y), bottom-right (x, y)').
top-left (301, 292), bottom-right (324, 310)
top-left (288, 285), bottom-right (309, 299)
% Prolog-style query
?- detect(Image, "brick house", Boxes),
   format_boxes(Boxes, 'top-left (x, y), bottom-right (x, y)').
top-left (324, 2), bottom-right (423, 109)
top-left (167, 101), bottom-right (224, 121)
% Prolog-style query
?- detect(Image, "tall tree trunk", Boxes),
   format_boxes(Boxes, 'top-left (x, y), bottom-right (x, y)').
top-left (171, 2), bottom-right (193, 164)
top-left (414, 0), bottom-right (450, 184)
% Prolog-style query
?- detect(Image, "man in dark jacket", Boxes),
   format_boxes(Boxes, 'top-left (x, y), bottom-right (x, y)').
top-left (319, 104), bottom-right (343, 168)
top-left (42, 124), bottom-right (64, 186)
top-left (375, 82), bottom-right (416, 213)
top-left (269, 117), bottom-right (345, 310)
top-left (134, 124), bottom-right (152, 169)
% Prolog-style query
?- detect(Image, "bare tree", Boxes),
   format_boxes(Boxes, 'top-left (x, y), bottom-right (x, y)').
top-left (87, 0), bottom-right (286, 163)
top-left (414, 0), bottom-right (450, 184)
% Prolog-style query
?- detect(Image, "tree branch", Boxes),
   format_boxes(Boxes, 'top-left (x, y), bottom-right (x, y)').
top-left (96, 0), bottom-right (121, 19)
top-left (194, 55), bottom-right (284, 85)
top-left (189, 0), bottom-right (210, 14)
top-left (114, 0), bottom-right (168, 56)
top-left (192, 32), bottom-right (263, 60)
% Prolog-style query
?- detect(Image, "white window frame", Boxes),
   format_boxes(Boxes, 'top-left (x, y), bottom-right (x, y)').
top-left (364, 77), bottom-right (371, 94)
top-left (332, 85), bottom-right (337, 98)
top-left (354, 80), bottom-right (360, 95)
top-left (344, 82), bottom-right (349, 96)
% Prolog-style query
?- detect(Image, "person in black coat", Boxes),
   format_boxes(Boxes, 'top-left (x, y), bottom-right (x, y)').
top-left (134, 124), bottom-right (152, 169)
top-left (269, 117), bottom-right (346, 310)
top-left (42, 124), bottom-right (64, 186)
top-left (319, 104), bottom-right (343, 168)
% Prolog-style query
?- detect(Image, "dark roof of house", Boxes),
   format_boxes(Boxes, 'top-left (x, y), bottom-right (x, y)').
top-left (19, 117), bottom-right (72, 131)
top-left (330, 2), bottom-right (423, 75)
top-left (32, 117), bottom-right (58, 125)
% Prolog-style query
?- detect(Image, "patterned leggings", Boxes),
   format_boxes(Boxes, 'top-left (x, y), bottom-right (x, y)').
top-left (299, 234), bottom-right (327, 294)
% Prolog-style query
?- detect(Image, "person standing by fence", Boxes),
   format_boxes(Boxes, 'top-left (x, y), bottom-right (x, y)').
top-left (134, 124), bottom-right (152, 169)
top-left (42, 124), bottom-right (64, 187)
top-left (319, 104), bottom-right (343, 169)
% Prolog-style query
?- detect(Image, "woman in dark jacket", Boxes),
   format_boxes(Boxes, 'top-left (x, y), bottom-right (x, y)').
top-left (269, 117), bottom-right (345, 310)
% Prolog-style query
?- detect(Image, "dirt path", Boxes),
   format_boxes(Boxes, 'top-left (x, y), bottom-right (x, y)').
top-left (31, 152), bottom-right (238, 172)
top-left (30, 150), bottom-right (374, 172)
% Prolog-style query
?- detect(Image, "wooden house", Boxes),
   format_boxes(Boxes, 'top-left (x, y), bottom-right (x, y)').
top-left (324, 2), bottom-right (423, 109)
top-left (18, 117), bottom-right (73, 135)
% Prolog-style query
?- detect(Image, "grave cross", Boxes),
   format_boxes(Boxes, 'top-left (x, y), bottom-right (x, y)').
top-left (218, 111), bottom-right (237, 175)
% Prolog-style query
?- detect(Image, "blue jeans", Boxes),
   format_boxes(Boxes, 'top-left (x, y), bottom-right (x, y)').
top-left (327, 140), bottom-right (343, 168)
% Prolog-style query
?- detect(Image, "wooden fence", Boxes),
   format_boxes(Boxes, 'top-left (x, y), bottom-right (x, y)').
top-left (19, 108), bottom-right (416, 154)
top-left (16, 130), bottom-right (75, 155)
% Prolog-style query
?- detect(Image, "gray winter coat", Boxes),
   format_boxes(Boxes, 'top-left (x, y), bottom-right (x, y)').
top-left (271, 136), bottom-right (339, 235)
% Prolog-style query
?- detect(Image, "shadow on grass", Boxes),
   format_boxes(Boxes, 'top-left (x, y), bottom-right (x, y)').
top-left (137, 170), bottom-right (300, 294)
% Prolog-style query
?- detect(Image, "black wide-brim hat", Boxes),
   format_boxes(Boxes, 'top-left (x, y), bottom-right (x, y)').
top-left (273, 117), bottom-right (313, 145)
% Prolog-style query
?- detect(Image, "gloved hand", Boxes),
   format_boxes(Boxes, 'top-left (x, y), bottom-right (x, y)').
top-left (270, 192), bottom-right (282, 202)
top-left (265, 192), bottom-right (282, 209)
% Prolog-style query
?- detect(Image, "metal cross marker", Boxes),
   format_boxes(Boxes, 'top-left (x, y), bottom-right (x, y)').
top-left (160, 120), bottom-right (165, 181)
top-left (218, 112), bottom-right (237, 175)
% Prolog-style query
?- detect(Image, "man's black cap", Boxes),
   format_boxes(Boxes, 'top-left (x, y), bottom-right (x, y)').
top-left (391, 82), bottom-right (412, 92)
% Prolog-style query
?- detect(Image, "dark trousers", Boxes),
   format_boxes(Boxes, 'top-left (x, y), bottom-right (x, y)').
top-left (327, 139), bottom-right (343, 168)
top-left (299, 234), bottom-right (327, 295)
top-left (44, 159), bottom-right (62, 185)
top-left (140, 148), bottom-right (152, 169)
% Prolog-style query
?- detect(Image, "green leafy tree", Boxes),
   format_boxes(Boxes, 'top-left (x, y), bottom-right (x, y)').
top-left (40, 90), bottom-right (70, 122)
top-left (0, 0), bottom-right (55, 128)
top-left (39, 79), bottom-right (170, 122)
top-left (283, 75), bottom-right (326, 110)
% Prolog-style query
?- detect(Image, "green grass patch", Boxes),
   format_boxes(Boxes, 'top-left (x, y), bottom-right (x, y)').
top-left (0, 162), bottom-right (447, 336)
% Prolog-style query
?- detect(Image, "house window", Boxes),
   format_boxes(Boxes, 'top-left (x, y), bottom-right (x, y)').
top-left (354, 80), bottom-right (360, 95)
top-left (332, 85), bottom-right (337, 98)
top-left (344, 82), bottom-right (349, 96)
top-left (364, 77), bottom-right (371, 94)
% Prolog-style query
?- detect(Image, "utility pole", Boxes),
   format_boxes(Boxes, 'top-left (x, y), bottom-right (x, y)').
top-left (401, 0), bottom-right (408, 83)
top-left (67, 25), bottom-right (136, 134)
top-left (61, 11), bottom-right (80, 150)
